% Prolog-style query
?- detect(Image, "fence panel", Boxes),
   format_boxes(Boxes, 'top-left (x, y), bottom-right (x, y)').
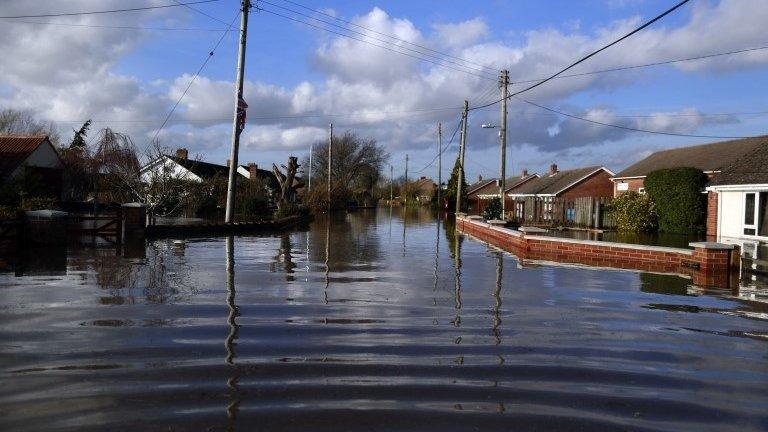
top-left (509, 196), bottom-right (614, 228)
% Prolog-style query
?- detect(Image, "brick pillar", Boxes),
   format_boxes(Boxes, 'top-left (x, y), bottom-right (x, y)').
top-left (706, 191), bottom-right (718, 240)
top-left (690, 242), bottom-right (735, 273)
top-left (122, 203), bottom-right (146, 238)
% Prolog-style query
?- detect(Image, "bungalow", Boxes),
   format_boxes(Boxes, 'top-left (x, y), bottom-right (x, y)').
top-left (706, 141), bottom-right (768, 242)
top-left (507, 164), bottom-right (614, 222)
top-left (467, 170), bottom-right (539, 214)
top-left (141, 148), bottom-right (276, 187)
top-left (0, 134), bottom-right (64, 199)
top-left (611, 136), bottom-right (766, 197)
top-left (508, 164), bottom-right (614, 199)
top-left (411, 176), bottom-right (437, 204)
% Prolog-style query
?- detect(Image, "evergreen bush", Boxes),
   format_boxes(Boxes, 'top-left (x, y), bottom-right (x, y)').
top-left (644, 168), bottom-right (708, 234)
top-left (482, 197), bottom-right (502, 220)
top-left (610, 191), bottom-right (658, 233)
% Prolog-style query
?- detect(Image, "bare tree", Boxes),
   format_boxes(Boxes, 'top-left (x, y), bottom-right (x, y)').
top-left (0, 108), bottom-right (60, 145)
top-left (302, 131), bottom-right (388, 200)
top-left (272, 156), bottom-right (300, 213)
top-left (95, 129), bottom-right (196, 222)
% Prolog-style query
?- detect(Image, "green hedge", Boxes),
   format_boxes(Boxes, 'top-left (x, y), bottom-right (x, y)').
top-left (482, 197), bottom-right (502, 220)
top-left (610, 191), bottom-right (658, 233)
top-left (644, 167), bottom-right (708, 234)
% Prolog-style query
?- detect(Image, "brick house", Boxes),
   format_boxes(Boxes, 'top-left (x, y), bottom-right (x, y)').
top-left (411, 176), bottom-right (437, 204)
top-left (507, 165), bottom-right (614, 221)
top-left (705, 141), bottom-right (768, 242)
top-left (611, 136), bottom-right (766, 197)
top-left (467, 170), bottom-right (538, 214)
top-left (0, 134), bottom-right (64, 199)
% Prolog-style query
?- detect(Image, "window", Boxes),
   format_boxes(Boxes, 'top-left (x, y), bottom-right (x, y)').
top-left (745, 193), bottom-right (755, 225)
top-left (744, 192), bottom-right (768, 237)
top-left (638, 187), bottom-right (646, 195)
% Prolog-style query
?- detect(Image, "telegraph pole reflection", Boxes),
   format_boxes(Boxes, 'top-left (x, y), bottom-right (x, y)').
top-left (224, 236), bottom-right (241, 419)
top-left (452, 227), bottom-right (463, 332)
top-left (493, 251), bottom-right (503, 347)
top-left (324, 215), bottom-right (330, 305)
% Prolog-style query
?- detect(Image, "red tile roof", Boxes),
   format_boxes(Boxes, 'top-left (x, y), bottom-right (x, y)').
top-left (0, 135), bottom-right (50, 177)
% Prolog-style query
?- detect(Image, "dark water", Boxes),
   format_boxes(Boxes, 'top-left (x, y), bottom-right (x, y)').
top-left (1, 208), bottom-right (767, 431)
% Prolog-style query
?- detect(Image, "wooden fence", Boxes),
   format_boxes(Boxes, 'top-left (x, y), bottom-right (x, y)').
top-left (506, 196), bottom-right (615, 229)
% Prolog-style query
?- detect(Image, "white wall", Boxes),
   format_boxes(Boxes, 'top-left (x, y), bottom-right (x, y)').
top-left (719, 191), bottom-right (744, 238)
top-left (11, 139), bottom-right (62, 176)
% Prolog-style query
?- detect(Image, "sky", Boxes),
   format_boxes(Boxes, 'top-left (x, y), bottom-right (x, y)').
top-left (1, 0), bottom-right (767, 183)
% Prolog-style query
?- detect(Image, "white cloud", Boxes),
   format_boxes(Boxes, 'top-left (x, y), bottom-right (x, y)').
top-left (0, 0), bottom-right (766, 171)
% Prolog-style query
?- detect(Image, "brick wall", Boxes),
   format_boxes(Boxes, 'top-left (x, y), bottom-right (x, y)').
top-left (612, 178), bottom-right (645, 197)
top-left (456, 216), bottom-right (737, 287)
top-left (559, 170), bottom-right (614, 199)
top-left (706, 191), bottom-right (718, 239)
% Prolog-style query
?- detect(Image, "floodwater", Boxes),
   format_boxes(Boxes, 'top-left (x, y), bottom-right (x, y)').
top-left (1, 208), bottom-right (767, 431)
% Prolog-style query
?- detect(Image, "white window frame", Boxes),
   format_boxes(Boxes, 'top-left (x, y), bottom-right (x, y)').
top-left (742, 191), bottom-right (768, 240)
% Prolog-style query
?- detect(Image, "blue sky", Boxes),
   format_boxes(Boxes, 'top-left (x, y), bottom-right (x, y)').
top-left (1, 0), bottom-right (766, 183)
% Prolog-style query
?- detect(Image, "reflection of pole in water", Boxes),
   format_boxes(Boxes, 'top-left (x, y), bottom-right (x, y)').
top-left (324, 216), bottom-right (330, 305)
top-left (452, 230), bottom-right (462, 329)
top-left (224, 236), bottom-right (241, 419)
top-left (402, 207), bottom-right (407, 257)
top-left (433, 216), bottom-right (441, 292)
top-left (493, 252), bottom-right (503, 346)
top-left (388, 204), bottom-right (393, 242)
top-left (225, 236), bottom-right (240, 364)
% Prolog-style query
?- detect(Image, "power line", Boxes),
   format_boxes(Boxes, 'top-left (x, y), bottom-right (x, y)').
top-left (512, 45), bottom-right (768, 85)
top-left (170, 0), bottom-right (234, 27)
top-left (260, 0), bottom-right (496, 78)
top-left (0, 19), bottom-right (231, 31)
top-left (151, 12), bottom-right (240, 142)
top-left (0, 0), bottom-right (221, 19)
top-left (275, 0), bottom-right (498, 73)
top-left (471, 0), bottom-right (692, 110)
top-left (258, 7), bottom-right (497, 81)
top-left (517, 97), bottom-right (751, 139)
top-left (415, 117), bottom-right (462, 173)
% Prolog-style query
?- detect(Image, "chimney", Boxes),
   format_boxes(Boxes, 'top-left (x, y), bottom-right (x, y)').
top-left (226, 159), bottom-right (231, 167)
top-left (478, 175), bottom-right (483, 181)
top-left (549, 163), bottom-right (558, 175)
top-left (522, 169), bottom-right (528, 177)
top-left (248, 162), bottom-right (258, 180)
top-left (176, 148), bottom-right (188, 160)
top-left (420, 176), bottom-right (426, 180)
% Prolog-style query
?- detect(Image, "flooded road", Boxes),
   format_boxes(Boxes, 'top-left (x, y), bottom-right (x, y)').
top-left (1, 208), bottom-right (767, 431)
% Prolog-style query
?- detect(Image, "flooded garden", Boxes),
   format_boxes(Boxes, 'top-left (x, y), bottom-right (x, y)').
top-left (1, 208), bottom-right (767, 431)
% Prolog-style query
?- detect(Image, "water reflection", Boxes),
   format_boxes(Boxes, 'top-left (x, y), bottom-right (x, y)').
top-left (1, 208), bottom-right (767, 431)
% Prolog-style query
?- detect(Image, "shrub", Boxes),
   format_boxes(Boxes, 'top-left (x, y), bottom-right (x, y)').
top-left (20, 196), bottom-right (60, 211)
top-left (644, 167), bottom-right (708, 234)
top-left (0, 206), bottom-right (19, 221)
top-left (610, 191), bottom-right (658, 233)
top-left (482, 197), bottom-right (502, 220)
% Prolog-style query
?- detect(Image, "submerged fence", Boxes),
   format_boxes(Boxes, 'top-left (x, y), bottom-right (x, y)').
top-left (505, 196), bottom-right (615, 229)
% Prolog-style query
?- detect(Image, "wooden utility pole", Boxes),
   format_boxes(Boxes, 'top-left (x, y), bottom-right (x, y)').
top-left (437, 122), bottom-right (442, 210)
top-left (389, 164), bottom-right (393, 204)
top-left (455, 100), bottom-right (468, 215)
top-left (498, 70), bottom-right (509, 218)
top-left (327, 123), bottom-right (333, 208)
top-left (224, 0), bottom-right (252, 224)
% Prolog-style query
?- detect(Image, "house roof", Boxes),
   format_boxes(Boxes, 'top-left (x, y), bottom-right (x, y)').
top-left (167, 155), bottom-right (230, 179)
top-left (467, 178), bottom-right (495, 195)
top-left (412, 177), bottom-right (437, 194)
top-left (709, 141), bottom-right (768, 186)
top-left (504, 174), bottom-right (538, 193)
top-left (468, 174), bottom-right (539, 197)
top-left (0, 135), bottom-right (53, 177)
top-left (614, 136), bottom-right (768, 178)
top-left (510, 166), bottom-right (607, 196)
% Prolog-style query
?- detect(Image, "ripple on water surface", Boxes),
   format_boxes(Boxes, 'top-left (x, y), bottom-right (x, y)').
top-left (1, 209), bottom-right (767, 431)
